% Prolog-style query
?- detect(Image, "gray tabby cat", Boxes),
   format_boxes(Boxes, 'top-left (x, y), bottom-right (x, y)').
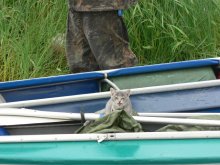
top-left (83, 88), bottom-right (133, 126)
top-left (105, 88), bottom-right (133, 115)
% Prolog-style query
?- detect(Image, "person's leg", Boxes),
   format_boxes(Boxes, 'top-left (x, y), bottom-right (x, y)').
top-left (83, 11), bottom-right (138, 70)
top-left (66, 9), bottom-right (100, 73)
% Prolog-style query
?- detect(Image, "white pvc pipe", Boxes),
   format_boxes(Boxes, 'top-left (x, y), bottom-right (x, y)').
top-left (1, 108), bottom-right (220, 126)
top-left (0, 108), bottom-right (100, 120)
top-left (133, 116), bottom-right (220, 126)
top-left (0, 131), bottom-right (220, 143)
top-left (0, 79), bottom-right (220, 108)
top-left (0, 91), bottom-right (110, 108)
top-left (0, 116), bottom-right (66, 126)
top-left (101, 78), bottom-right (120, 90)
top-left (0, 94), bottom-right (6, 103)
top-left (138, 113), bottom-right (220, 118)
top-left (0, 108), bottom-right (100, 126)
top-left (2, 108), bottom-right (220, 119)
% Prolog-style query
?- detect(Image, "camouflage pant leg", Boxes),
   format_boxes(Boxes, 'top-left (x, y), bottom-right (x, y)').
top-left (83, 11), bottom-right (138, 70)
top-left (66, 9), bottom-right (100, 73)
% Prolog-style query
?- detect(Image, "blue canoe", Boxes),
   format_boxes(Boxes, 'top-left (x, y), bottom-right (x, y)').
top-left (0, 58), bottom-right (219, 103)
top-left (0, 58), bottom-right (220, 114)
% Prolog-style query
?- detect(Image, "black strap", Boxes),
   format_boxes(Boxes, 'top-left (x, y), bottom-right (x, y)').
top-left (80, 111), bottom-right (86, 124)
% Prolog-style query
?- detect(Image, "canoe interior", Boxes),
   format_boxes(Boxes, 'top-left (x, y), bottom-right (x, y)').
top-left (101, 67), bottom-right (217, 91)
top-left (1, 79), bottom-right (100, 102)
top-left (27, 85), bottom-right (220, 113)
top-left (5, 121), bottom-right (164, 136)
top-left (5, 122), bottom-right (83, 135)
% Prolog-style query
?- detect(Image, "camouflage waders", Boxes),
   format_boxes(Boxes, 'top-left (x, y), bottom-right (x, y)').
top-left (66, 0), bottom-right (138, 73)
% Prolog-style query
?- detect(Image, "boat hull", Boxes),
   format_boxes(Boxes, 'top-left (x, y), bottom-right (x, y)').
top-left (0, 138), bottom-right (220, 164)
top-left (0, 58), bottom-right (219, 103)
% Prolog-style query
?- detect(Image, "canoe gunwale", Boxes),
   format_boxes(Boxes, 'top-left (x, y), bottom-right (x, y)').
top-left (1, 131), bottom-right (220, 143)
top-left (0, 78), bottom-right (101, 93)
top-left (2, 108), bottom-right (220, 126)
top-left (0, 72), bottom-right (104, 91)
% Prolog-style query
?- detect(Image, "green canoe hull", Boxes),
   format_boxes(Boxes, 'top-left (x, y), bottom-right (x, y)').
top-left (1, 138), bottom-right (220, 164)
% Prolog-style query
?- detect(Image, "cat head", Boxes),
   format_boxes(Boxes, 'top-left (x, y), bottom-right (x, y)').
top-left (110, 88), bottom-right (131, 110)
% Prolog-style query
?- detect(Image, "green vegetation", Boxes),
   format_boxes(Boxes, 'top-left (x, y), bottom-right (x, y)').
top-left (1, 0), bottom-right (220, 81)
top-left (0, 0), bottom-right (68, 81)
top-left (125, 0), bottom-right (220, 64)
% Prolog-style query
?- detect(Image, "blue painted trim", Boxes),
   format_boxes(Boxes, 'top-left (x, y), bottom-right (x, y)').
top-left (0, 72), bottom-right (104, 90)
top-left (108, 59), bottom-right (220, 77)
top-left (0, 128), bottom-right (9, 136)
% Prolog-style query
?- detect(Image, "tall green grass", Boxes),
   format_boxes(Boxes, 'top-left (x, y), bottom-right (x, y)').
top-left (0, 0), bottom-right (68, 81)
top-left (1, 0), bottom-right (220, 81)
top-left (124, 0), bottom-right (220, 64)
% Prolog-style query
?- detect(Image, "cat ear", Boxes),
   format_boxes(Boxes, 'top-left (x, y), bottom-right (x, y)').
top-left (126, 89), bottom-right (131, 97)
top-left (110, 88), bottom-right (116, 95)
